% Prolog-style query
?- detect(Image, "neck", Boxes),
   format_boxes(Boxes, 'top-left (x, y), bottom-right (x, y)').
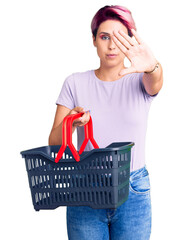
top-left (95, 63), bottom-right (126, 82)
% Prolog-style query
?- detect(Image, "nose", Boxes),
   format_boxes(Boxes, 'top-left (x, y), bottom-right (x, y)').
top-left (108, 38), bottom-right (116, 50)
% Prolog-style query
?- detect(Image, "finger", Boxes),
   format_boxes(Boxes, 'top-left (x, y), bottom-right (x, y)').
top-left (80, 111), bottom-right (90, 123)
top-left (78, 112), bottom-right (86, 122)
top-left (131, 29), bottom-right (143, 45)
top-left (112, 35), bottom-right (127, 55)
top-left (118, 30), bottom-right (137, 46)
top-left (82, 111), bottom-right (90, 121)
top-left (113, 30), bottom-right (131, 49)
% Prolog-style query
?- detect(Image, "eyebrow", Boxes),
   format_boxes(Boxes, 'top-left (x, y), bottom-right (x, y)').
top-left (99, 32), bottom-right (111, 35)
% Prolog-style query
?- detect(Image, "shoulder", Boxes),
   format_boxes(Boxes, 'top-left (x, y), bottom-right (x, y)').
top-left (64, 70), bottom-right (92, 84)
top-left (72, 69), bottom-right (92, 81)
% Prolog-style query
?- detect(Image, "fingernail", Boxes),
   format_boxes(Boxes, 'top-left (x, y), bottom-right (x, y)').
top-left (79, 117), bottom-right (82, 120)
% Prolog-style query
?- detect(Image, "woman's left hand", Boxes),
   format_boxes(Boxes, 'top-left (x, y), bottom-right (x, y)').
top-left (112, 29), bottom-right (158, 76)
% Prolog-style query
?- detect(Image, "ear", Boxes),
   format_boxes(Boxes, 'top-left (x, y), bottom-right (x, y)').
top-left (92, 35), bottom-right (97, 47)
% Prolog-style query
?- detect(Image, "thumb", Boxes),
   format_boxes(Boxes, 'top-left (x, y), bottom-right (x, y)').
top-left (73, 106), bottom-right (85, 113)
top-left (118, 67), bottom-right (136, 77)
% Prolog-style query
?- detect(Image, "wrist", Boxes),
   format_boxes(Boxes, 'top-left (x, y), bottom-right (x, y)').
top-left (144, 62), bottom-right (160, 74)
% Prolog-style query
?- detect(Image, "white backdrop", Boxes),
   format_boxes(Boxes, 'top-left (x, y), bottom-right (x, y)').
top-left (1, 0), bottom-right (183, 239)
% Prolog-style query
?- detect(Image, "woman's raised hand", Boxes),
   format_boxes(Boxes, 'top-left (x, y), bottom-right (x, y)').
top-left (112, 29), bottom-right (158, 76)
top-left (68, 106), bottom-right (90, 128)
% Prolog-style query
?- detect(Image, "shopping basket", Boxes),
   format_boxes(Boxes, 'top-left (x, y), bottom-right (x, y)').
top-left (21, 112), bottom-right (134, 211)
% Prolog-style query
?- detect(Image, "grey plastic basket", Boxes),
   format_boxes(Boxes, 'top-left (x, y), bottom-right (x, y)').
top-left (21, 142), bottom-right (134, 211)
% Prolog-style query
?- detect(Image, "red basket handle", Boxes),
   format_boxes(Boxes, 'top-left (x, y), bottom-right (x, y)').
top-left (54, 114), bottom-right (73, 163)
top-left (55, 112), bottom-right (99, 163)
top-left (79, 115), bottom-right (99, 154)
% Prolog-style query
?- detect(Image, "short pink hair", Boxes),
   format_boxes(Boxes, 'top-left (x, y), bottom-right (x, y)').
top-left (91, 5), bottom-right (136, 39)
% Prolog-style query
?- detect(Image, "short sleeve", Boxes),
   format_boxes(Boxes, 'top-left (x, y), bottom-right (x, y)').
top-left (139, 72), bottom-right (158, 101)
top-left (56, 74), bottom-right (75, 109)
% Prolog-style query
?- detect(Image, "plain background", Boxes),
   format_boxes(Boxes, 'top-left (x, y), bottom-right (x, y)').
top-left (1, 0), bottom-right (183, 239)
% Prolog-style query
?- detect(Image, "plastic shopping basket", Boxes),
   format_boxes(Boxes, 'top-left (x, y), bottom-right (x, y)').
top-left (21, 112), bottom-right (134, 211)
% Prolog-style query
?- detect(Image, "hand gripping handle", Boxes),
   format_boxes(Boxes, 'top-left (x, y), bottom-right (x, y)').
top-left (55, 112), bottom-right (99, 163)
top-left (79, 116), bottom-right (99, 154)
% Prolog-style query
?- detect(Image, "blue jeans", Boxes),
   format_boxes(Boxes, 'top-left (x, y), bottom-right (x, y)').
top-left (67, 166), bottom-right (151, 240)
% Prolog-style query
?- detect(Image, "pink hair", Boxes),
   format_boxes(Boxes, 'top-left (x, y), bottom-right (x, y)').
top-left (91, 5), bottom-right (136, 39)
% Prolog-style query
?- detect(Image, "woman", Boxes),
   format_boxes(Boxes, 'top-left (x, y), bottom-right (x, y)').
top-left (49, 5), bottom-right (163, 240)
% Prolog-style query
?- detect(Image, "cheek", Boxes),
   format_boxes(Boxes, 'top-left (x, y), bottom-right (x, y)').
top-left (97, 43), bottom-right (107, 54)
top-left (96, 47), bottom-right (104, 57)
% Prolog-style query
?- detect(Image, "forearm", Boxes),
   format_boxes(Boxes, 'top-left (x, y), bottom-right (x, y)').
top-left (49, 121), bottom-right (76, 145)
top-left (143, 62), bottom-right (163, 95)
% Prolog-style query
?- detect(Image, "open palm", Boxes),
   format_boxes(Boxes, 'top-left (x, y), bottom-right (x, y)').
top-left (112, 29), bottom-right (158, 76)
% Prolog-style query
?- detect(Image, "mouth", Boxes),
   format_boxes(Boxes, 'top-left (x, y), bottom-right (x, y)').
top-left (106, 54), bottom-right (118, 58)
top-left (106, 54), bottom-right (117, 56)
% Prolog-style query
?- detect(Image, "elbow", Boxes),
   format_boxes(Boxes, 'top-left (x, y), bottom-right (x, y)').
top-left (48, 131), bottom-right (62, 146)
top-left (48, 133), bottom-right (52, 146)
top-left (48, 131), bottom-right (55, 146)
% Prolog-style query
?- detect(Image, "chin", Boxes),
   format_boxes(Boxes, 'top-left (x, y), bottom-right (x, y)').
top-left (104, 60), bottom-right (123, 68)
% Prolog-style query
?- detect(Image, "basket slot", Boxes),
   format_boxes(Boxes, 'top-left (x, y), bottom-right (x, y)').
top-left (109, 155), bottom-right (113, 168)
top-left (73, 192), bottom-right (76, 201)
top-left (88, 174), bottom-right (92, 187)
top-left (92, 192), bottom-right (95, 204)
top-left (94, 174), bottom-right (97, 187)
top-left (61, 175), bottom-right (65, 188)
top-left (105, 191), bottom-right (109, 204)
top-left (77, 175), bottom-right (81, 188)
top-left (51, 191), bottom-right (55, 203)
top-left (121, 154), bottom-right (124, 162)
top-left (96, 192), bottom-right (100, 205)
top-left (97, 174), bottom-right (101, 187)
top-left (74, 192), bottom-right (78, 201)
top-left (103, 157), bottom-right (107, 169)
top-left (78, 192), bottom-right (81, 201)
top-left (45, 192), bottom-right (48, 205)
top-left (104, 174), bottom-right (107, 186)
top-left (100, 192), bottom-right (103, 205)
top-left (35, 193), bottom-right (38, 204)
top-left (58, 191), bottom-right (62, 202)
top-left (31, 158), bottom-right (34, 169)
top-left (109, 173), bottom-right (112, 186)
top-left (35, 158), bottom-right (38, 168)
top-left (39, 158), bottom-right (43, 167)
top-left (102, 191), bottom-right (106, 205)
top-left (44, 175), bottom-right (47, 188)
top-left (67, 192), bottom-right (71, 201)
top-left (80, 192), bottom-right (83, 201)
top-left (27, 158), bottom-right (31, 170)
top-left (64, 175), bottom-right (69, 188)
top-left (60, 175), bottom-right (64, 188)
top-left (105, 156), bottom-right (109, 169)
top-left (85, 174), bottom-right (88, 187)
top-left (64, 192), bottom-right (68, 202)
top-left (31, 176), bottom-right (35, 187)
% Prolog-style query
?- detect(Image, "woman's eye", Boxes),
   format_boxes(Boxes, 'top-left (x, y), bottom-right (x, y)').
top-left (100, 35), bottom-right (110, 40)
